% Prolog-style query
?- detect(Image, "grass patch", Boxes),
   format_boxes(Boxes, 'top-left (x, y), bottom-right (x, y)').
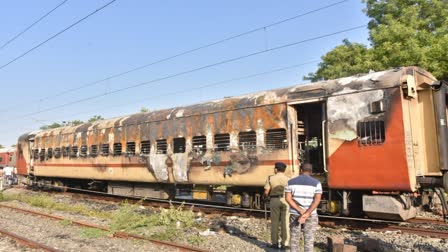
top-left (80, 227), bottom-right (110, 239)
top-left (59, 219), bottom-right (73, 226)
top-left (0, 193), bottom-right (112, 219)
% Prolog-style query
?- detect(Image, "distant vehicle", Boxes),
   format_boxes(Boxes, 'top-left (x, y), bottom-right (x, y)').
top-left (0, 148), bottom-right (16, 169)
top-left (16, 66), bottom-right (448, 220)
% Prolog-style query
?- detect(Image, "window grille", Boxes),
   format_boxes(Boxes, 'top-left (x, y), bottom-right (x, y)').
top-left (47, 148), bottom-right (53, 159)
top-left (156, 139), bottom-right (167, 154)
top-left (192, 135), bottom-right (207, 153)
top-left (71, 146), bottom-right (78, 158)
top-left (54, 148), bottom-right (61, 158)
top-left (141, 141), bottom-right (151, 155)
top-left (126, 142), bottom-right (136, 156)
top-left (90, 145), bottom-right (98, 157)
top-left (173, 138), bottom-right (186, 153)
top-left (113, 143), bottom-right (122, 156)
top-left (80, 145), bottom-right (88, 157)
top-left (62, 147), bottom-right (70, 157)
top-left (266, 129), bottom-right (288, 150)
top-left (239, 131), bottom-right (257, 150)
top-left (357, 120), bottom-right (385, 145)
top-left (33, 149), bottom-right (39, 160)
top-left (101, 144), bottom-right (110, 156)
top-left (214, 133), bottom-right (230, 152)
top-left (39, 149), bottom-right (45, 161)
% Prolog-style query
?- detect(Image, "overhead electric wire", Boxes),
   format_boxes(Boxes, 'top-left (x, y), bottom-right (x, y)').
top-left (0, 0), bottom-right (70, 50)
top-left (39, 60), bottom-right (320, 123)
top-left (10, 24), bottom-right (366, 121)
top-left (20, 0), bottom-right (349, 103)
top-left (0, 0), bottom-right (117, 71)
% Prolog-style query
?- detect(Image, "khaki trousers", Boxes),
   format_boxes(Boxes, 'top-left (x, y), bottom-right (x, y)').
top-left (270, 197), bottom-right (290, 246)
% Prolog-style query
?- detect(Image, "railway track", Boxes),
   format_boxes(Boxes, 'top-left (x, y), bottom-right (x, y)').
top-left (0, 227), bottom-right (61, 252)
top-left (0, 203), bottom-right (208, 252)
top-left (319, 216), bottom-right (448, 239)
top-left (13, 185), bottom-right (448, 240)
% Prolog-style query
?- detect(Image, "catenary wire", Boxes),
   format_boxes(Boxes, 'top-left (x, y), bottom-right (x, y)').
top-left (5, 0), bottom-right (348, 109)
top-left (10, 24), bottom-right (366, 121)
top-left (0, 0), bottom-right (117, 71)
top-left (0, 0), bottom-right (70, 50)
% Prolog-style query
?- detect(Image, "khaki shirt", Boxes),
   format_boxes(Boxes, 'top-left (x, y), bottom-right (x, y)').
top-left (264, 172), bottom-right (290, 197)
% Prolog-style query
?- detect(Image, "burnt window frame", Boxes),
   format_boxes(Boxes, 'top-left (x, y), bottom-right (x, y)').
top-left (62, 146), bottom-right (70, 158)
top-left (100, 144), bottom-right (110, 156)
top-left (266, 128), bottom-right (288, 150)
top-left (357, 120), bottom-right (386, 145)
top-left (39, 148), bottom-right (46, 161)
top-left (156, 139), bottom-right (167, 154)
top-left (90, 145), bottom-right (98, 157)
top-left (192, 135), bottom-right (207, 154)
top-left (214, 133), bottom-right (230, 152)
top-left (173, 137), bottom-right (186, 153)
top-left (47, 148), bottom-right (53, 159)
top-left (70, 146), bottom-right (78, 158)
top-left (80, 145), bottom-right (88, 157)
top-left (33, 149), bottom-right (39, 160)
top-left (140, 140), bottom-right (151, 155)
top-left (126, 142), bottom-right (136, 156)
top-left (54, 148), bottom-right (61, 159)
top-left (238, 131), bottom-right (257, 150)
top-left (113, 143), bottom-right (122, 156)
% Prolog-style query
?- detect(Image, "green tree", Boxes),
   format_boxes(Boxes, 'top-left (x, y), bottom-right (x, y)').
top-left (88, 115), bottom-right (104, 123)
top-left (0, 144), bottom-right (4, 149)
top-left (304, 39), bottom-right (380, 81)
top-left (40, 122), bottom-right (63, 130)
top-left (307, 0), bottom-right (448, 80)
top-left (69, 120), bottom-right (84, 126)
top-left (140, 107), bottom-right (150, 113)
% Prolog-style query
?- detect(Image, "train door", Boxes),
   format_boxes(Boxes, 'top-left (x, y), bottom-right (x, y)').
top-left (288, 100), bottom-right (327, 174)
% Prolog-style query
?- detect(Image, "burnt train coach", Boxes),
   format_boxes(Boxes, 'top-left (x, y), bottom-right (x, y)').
top-left (16, 66), bottom-right (448, 220)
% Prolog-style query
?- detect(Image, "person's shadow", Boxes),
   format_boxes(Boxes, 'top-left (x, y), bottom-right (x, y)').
top-left (212, 219), bottom-right (290, 251)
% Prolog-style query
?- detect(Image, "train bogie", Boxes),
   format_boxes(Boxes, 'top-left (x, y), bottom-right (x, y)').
top-left (16, 66), bottom-right (448, 220)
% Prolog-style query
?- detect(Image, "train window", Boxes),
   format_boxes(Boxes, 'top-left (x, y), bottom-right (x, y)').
top-left (173, 137), bottom-right (185, 153)
top-left (39, 149), bottom-right (45, 161)
top-left (101, 144), bottom-right (110, 156)
top-left (71, 146), bottom-right (78, 158)
top-left (80, 145), bottom-right (88, 157)
top-left (0, 157), bottom-right (2, 163)
top-left (62, 147), bottom-right (70, 157)
top-left (47, 148), bottom-right (53, 159)
top-left (33, 149), bottom-right (39, 160)
top-left (90, 145), bottom-right (98, 157)
top-left (126, 142), bottom-right (136, 156)
top-left (266, 128), bottom-right (288, 150)
top-left (54, 148), bottom-right (61, 158)
top-left (214, 133), bottom-right (230, 152)
top-left (113, 143), bottom-right (122, 156)
top-left (357, 120), bottom-right (385, 145)
top-left (192, 135), bottom-right (206, 153)
top-left (141, 141), bottom-right (150, 155)
top-left (156, 139), bottom-right (167, 154)
top-left (239, 131), bottom-right (257, 150)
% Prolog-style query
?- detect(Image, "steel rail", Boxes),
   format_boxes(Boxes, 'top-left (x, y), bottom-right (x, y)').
top-left (0, 204), bottom-right (208, 252)
top-left (0, 227), bottom-right (62, 252)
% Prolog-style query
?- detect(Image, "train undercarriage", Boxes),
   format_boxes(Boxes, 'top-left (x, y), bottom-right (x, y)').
top-left (24, 174), bottom-right (448, 222)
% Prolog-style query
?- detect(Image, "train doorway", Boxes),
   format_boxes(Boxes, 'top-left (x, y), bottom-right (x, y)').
top-left (292, 101), bottom-right (326, 174)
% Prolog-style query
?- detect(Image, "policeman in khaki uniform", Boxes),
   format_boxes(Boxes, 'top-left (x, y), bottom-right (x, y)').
top-left (264, 162), bottom-right (290, 249)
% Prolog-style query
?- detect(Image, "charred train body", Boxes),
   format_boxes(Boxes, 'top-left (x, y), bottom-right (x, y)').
top-left (16, 67), bottom-right (448, 220)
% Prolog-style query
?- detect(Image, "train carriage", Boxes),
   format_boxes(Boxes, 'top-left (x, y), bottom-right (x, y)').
top-left (16, 66), bottom-right (448, 220)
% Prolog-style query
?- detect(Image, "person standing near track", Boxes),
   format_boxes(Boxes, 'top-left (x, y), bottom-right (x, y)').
top-left (285, 163), bottom-right (322, 252)
top-left (264, 162), bottom-right (290, 249)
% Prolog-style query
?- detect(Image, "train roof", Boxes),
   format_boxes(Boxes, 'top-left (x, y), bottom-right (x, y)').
top-left (20, 66), bottom-right (436, 140)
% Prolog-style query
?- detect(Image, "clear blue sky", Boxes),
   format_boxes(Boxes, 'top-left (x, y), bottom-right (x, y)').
top-left (0, 0), bottom-right (370, 147)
